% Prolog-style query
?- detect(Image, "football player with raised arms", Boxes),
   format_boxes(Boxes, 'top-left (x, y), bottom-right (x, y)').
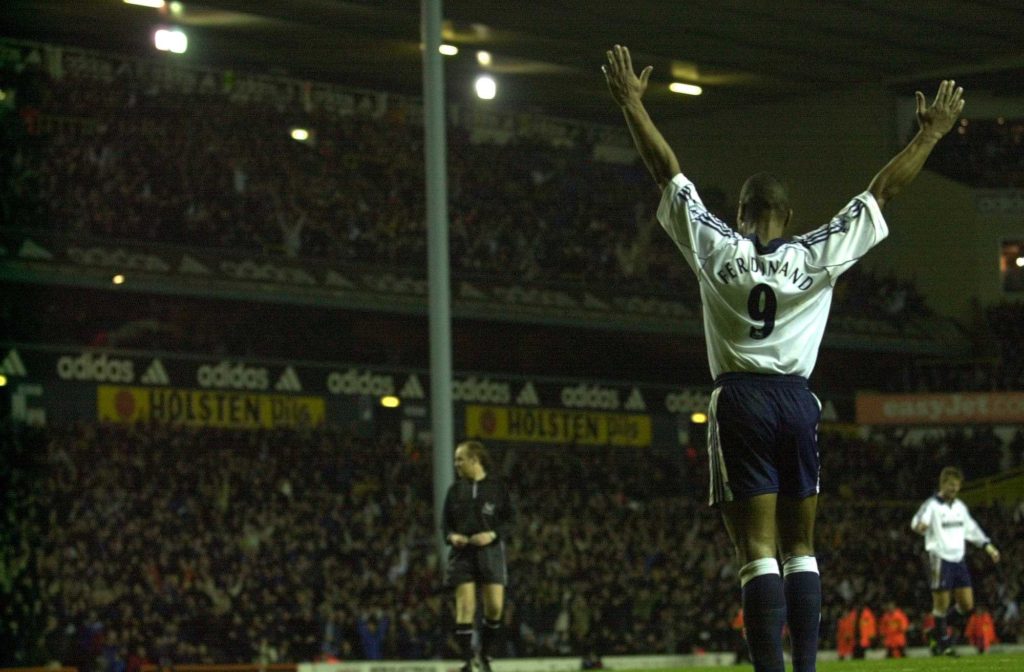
top-left (603, 43), bottom-right (965, 672)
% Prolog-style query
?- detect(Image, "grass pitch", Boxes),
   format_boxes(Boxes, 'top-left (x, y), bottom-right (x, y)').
top-left (620, 652), bottom-right (1022, 672)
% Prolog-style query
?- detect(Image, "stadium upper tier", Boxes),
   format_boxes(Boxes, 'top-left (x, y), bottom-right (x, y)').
top-left (0, 40), bottom-right (953, 343)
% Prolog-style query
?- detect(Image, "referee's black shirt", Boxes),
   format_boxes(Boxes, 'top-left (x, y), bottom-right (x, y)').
top-left (442, 476), bottom-right (515, 543)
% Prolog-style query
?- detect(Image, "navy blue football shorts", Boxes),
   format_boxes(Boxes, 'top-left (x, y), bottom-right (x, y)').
top-left (929, 554), bottom-right (972, 591)
top-left (707, 372), bottom-right (821, 506)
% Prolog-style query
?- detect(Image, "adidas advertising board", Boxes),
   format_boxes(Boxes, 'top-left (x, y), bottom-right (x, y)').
top-left (196, 361), bottom-right (270, 391)
top-left (57, 352), bottom-right (135, 383)
top-left (1, 349), bottom-right (28, 377)
top-left (139, 359), bottom-right (171, 386)
top-left (5, 345), bottom-right (864, 438)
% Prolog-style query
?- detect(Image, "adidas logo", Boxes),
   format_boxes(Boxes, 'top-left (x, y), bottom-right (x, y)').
top-left (275, 366), bottom-right (303, 392)
top-left (400, 374), bottom-right (425, 399)
top-left (140, 359), bottom-right (170, 385)
top-left (624, 387), bottom-right (647, 411)
top-left (515, 382), bottom-right (540, 406)
top-left (0, 349), bottom-right (27, 377)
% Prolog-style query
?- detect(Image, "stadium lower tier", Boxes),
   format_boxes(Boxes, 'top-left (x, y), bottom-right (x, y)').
top-left (1, 424), bottom-right (1020, 666)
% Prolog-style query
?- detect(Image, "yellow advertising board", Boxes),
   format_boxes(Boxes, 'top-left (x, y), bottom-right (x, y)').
top-left (98, 385), bottom-right (325, 429)
top-left (465, 405), bottom-right (651, 447)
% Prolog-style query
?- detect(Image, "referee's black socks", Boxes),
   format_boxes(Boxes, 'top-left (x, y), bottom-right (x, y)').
top-left (455, 624), bottom-right (474, 665)
top-left (483, 617), bottom-right (504, 660)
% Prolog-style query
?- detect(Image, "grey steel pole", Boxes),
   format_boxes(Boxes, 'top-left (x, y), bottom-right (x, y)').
top-left (422, 0), bottom-right (455, 564)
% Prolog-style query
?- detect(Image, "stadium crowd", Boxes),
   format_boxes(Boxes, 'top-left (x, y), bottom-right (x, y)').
top-left (0, 42), bottom-right (938, 333)
top-left (928, 117), bottom-right (1024, 188)
top-left (2, 423), bottom-right (1021, 668)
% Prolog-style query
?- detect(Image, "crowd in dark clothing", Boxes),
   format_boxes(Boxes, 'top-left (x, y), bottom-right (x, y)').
top-left (2, 423), bottom-right (1021, 668)
top-left (0, 42), bottom-right (937, 332)
top-left (928, 118), bottom-right (1024, 188)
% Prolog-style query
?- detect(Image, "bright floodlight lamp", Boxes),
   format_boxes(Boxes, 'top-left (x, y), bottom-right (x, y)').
top-left (290, 128), bottom-right (310, 142)
top-left (438, 44), bottom-right (458, 56)
top-left (154, 28), bottom-right (188, 54)
top-left (669, 82), bottom-right (703, 96)
top-left (475, 75), bottom-right (496, 100)
top-left (476, 51), bottom-right (492, 66)
top-left (124, 0), bottom-right (166, 7)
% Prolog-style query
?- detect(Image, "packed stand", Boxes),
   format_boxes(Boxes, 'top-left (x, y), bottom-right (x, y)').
top-left (927, 117), bottom-right (1024, 188)
top-left (2, 422), bottom-right (1021, 668)
top-left (0, 45), bottom-right (694, 303)
top-left (987, 301), bottom-right (1024, 389)
top-left (892, 300), bottom-right (1024, 392)
top-left (0, 42), bottom-right (940, 333)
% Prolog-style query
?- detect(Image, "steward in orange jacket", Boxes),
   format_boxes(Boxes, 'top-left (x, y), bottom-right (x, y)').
top-left (836, 609), bottom-right (857, 660)
top-left (879, 603), bottom-right (909, 658)
top-left (965, 607), bottom-right (997, 653)
top-left (854, 606), bottom-right (877, 658)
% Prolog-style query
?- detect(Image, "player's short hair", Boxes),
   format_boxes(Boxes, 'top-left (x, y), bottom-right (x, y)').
top-left (739, 172), bottom-right (790, 225)
top-left (457, 440), bottom-right (491, 469)
top-left (939, 466), bottom-right (964, 483)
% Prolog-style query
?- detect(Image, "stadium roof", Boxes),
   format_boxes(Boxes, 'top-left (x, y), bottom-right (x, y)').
top-left (4, 0), bottom-right (1024, 122)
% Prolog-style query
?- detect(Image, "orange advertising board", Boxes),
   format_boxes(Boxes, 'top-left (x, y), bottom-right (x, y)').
top-left (856, 392), bottom-right (1024, 425)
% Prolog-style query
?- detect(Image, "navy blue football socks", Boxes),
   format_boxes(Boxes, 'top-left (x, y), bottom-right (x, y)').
top-left (740, 558), bottom-right (786, 672)
top-left (783, 556), bottom-right (821, 672)
top-left (932, 611), bottom-right (948, 651)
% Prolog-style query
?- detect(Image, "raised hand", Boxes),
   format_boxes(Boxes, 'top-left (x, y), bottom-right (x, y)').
top-left (602, 44), bottom-right (653, 108)
top-left (916, 80), bottom-right (965, 141)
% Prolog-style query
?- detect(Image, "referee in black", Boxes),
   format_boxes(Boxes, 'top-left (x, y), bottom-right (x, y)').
top-left (443, 440), bottom-right (514, 672)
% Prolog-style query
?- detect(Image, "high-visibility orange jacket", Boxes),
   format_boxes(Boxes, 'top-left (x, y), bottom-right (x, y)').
top-left (965, 612), bottom-right (998, 651)
top-left (880, 608), bottom-right (909, 649)
top-left (857, 607), bottom-right (877, 648)
top-left (836, 610), bottom-right (857, 657)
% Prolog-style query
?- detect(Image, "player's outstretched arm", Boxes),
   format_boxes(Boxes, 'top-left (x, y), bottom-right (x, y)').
top-left (868, 80), bottom-right (965, 209)
top-left (603, 44), bottom-right (680, 190)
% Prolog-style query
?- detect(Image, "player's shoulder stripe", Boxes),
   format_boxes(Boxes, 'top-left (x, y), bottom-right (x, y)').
top-left (674, 179), bottom-right (740, 240)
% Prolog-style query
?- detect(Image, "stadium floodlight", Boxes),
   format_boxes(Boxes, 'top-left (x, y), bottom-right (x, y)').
top-left (380, 395), bottom-right (401, 408)
top-left (475, 75), bottom-right (496, 100)
top-left (125, 0), bottom-right (166, 7)
top-left (154, 28), bottom-right (188, 54)
top-left (476, 51), bottom-right (492, 66)
top-left (439, 44), bottom-right (459, 56)
top-left (112, 274), bottom-right (126, 285)
top-left (669, 82), bottom-right (703, 96)
top-left (0, 374), bottom-right (7, 387)
top-left (690, 411), bottom-right (708, 424)
top-left (1016, 256), bottom-right (1024, 268)
top-left (169, 1), bottom-right (184, 16)
top-left (290, 127), bottom-right (310, 142)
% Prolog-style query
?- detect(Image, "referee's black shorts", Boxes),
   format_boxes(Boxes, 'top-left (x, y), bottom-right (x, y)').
top-left (445, 542), bottom-right (508, 587)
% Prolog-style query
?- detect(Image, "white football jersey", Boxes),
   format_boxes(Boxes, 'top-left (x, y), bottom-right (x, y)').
top-left (657, 173), bottom-right (888, 379)
top-left (911, 496), bottom-right (990, 562)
